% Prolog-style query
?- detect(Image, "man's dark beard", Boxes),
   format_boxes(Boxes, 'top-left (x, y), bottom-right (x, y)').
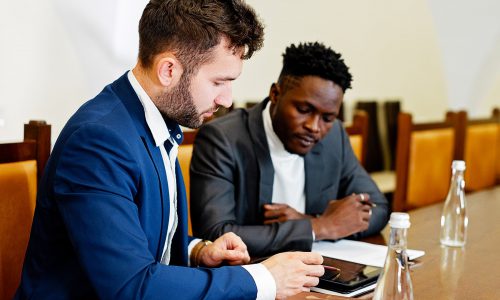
top-left (156, 72), bottom-right (202, 129)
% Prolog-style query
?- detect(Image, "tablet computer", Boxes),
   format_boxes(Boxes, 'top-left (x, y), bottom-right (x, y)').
top-left (316, 256), bottom-right (381, 294)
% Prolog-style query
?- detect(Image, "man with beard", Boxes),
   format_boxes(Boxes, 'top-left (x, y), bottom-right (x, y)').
top-left (15, 1), bottom-right (324, 299)
top-left (190, 42), bottom-right (389, 257)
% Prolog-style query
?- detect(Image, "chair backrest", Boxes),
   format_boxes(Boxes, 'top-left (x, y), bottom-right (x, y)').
top-left (454, 110), bottom-right (499, 192)
top-left (494, 108), bottom-right (500, 184)
top-left (393, 113), bottom-right (459, 212)
top-left (0, 120), bottom-right (51, 299)
top-left (178, 130), bottom-right (197, 236)
top-left (345, 110), bottom-right (368, 167)
top-left (355, 101), bottom-right (385, 172)
top-left (384, 100), bottom-right (401, 170)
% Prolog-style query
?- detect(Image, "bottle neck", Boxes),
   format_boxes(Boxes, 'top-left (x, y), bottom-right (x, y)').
top-left (451, 169), bottom-right (464, 181)
top-left (389, 227), bottom-right (408, 250)
top-left (450, 169), bottom-right (465, 192)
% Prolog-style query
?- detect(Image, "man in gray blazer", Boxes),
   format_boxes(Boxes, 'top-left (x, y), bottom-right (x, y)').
top-left (190, 42), bottom-right (389, 257)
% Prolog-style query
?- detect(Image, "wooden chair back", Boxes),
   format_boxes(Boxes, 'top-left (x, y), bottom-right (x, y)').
top-left (355, 101), bottom-right (385, 172)
top-left (178, 130), bottom-right (197, 235)
top-left (494, 108), bottom-right (500, 184)
top-left (393, 113), bottom-right (459, 212)
top-left (454, 110), bottom-right (499, 191)
top-left (0, 120), bottom-right (51, 299)
top-left (345, 110), bottom-right (369, 167)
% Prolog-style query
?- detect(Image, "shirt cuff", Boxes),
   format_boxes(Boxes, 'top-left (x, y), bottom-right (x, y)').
top-left (242, 263), bottom-right (276, 300)
top-left (187, 238), bottom-right (202, 267)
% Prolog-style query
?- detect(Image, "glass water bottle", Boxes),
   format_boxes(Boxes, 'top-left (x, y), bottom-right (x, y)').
top-left (440, 160), bottom-right (468, 247)
top-left (372, 212), bottom-right (414, 300)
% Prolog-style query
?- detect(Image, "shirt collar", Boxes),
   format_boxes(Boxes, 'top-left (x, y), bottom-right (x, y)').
top-left (127, 70), bottom-right (183, 147)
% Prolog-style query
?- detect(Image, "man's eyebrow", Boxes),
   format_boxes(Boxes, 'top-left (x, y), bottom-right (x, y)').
top-left (214, 76), bottom-right (238, 81)
top-left (294, 100), bottom-right (339, 117)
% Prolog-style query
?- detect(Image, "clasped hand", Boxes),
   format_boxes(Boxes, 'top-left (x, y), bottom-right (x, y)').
top-left (197, 232), bottom-right (250, 267)
top-left (262, 194), bottom-right (373, 240)
top-left (263, 203), bottom-right (312, 224)
top-left (311, 193), bottom-right (372, 240)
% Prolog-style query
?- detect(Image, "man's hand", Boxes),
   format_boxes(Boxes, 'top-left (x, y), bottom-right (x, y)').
top-left (198, 232), bottom-right (250, 267)
top-left (261, 252), bottom-right (324, 300)
top-left (311, 193), bottom-right (372, 240)
top-left (263, 203), bottom-right (312, 224)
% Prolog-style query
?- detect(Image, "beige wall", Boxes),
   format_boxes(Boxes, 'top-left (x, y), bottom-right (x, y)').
top-left (0, 0), bottom-right (498, 142)
top-left (237, 0), bottom-right (449, 122)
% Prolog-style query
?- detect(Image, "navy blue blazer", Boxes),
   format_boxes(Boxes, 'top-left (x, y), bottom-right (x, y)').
top-left (15, 73), bottom-right (257, 299)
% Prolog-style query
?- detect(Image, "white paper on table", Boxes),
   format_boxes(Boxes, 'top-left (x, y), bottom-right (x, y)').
top-left (312, 239), bottom-right (425, 268)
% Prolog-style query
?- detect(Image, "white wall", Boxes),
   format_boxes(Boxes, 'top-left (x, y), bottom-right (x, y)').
top-left (0, 0), bottom-right (499, 142)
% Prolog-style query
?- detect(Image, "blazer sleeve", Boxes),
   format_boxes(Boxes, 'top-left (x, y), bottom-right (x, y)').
top-left (335, 124), bottom-right (390, 239)
top-left (53, 124), bottom-right (257, 300)
top-left (190, 123), bottom-right (314, 257)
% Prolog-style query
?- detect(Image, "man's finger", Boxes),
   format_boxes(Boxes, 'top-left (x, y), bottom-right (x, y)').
top-left (303, 275), bottom-right (320, 287)
top-left (264, 203), bottom-right (288, 210)
top-left (291, 252), bottom-right (323, 265)
top-left (221, 249), bottom-right (249, 262)
top-left (264, 209), bottom-right (284, 218)
top-left (306, 265), bottom-right (325, 277)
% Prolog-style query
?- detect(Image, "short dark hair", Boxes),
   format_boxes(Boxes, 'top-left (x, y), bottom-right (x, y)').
top-left (278, 42), bottom-right (353, 92)
top-left (138, 0), bottom-right (264, 72)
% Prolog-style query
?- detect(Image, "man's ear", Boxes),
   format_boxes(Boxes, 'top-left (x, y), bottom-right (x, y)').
top-left (269, 83), bottom-right (280, 104)
top-left (157, 55), bottom-right (183, 88)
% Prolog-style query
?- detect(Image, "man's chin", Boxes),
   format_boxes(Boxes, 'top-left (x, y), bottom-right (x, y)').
top-left (284, 143), bottom-right (312, 156)
top-left (176, 116), bottom-right (203, 129)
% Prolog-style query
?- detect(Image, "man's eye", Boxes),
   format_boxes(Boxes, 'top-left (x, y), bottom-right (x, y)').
top-left (297, 106), bottom-right (309, 113)
top-left (323, 115), bottom-right (335, 123)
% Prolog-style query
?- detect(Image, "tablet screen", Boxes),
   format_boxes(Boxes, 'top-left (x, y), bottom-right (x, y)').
top-left (318, 256), bottom-right (381, 293)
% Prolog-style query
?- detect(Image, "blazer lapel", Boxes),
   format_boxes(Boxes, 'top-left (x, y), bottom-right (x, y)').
top-left (111, 73), bottom-right (170, 261)
top-left (305, 140), bottom-right (326, 213)
top-left (247, 99), bottom-right (274, 208)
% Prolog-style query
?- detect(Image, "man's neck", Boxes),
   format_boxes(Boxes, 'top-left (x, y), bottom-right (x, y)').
top-left (132, 65), bottom-right (160, 105)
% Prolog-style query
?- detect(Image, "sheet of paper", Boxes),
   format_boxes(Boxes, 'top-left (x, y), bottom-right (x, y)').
top-left (312, 239), bottom-right (425, 268)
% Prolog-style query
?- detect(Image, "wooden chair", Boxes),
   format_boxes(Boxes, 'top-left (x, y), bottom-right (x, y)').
top-left (393, 113), bottom-right (460, 212)
top-left (178, 130), bottom-right (197, 235)
top-left (355, 101), bottom-right (385, 172)
top-left (345, 110), bottom-right (368, 166)
top-left (494, 108), bottom-right (500, 184)
top-left (384, 100), bottom-right (401, 170)
top-left (454, 110), bottom-right (499, 192)
top-left (0, 120), bottom-right (51, 299)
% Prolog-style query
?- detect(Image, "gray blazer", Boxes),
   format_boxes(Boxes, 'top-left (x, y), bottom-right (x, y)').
top-left (190, 99), bottom-right (389, 257)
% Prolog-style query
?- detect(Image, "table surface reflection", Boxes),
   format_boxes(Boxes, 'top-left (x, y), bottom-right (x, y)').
top-left (291, 186), bottom-right (500, 300)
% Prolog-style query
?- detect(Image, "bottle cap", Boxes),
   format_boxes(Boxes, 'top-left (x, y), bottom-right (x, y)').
top-left (452, 160), bottom-right (466, 171)
top-left (389, 212), bottom-right (410, 228)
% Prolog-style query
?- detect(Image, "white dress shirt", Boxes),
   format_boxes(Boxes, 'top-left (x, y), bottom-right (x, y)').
top-left (262, 101), bottom-right (306, 213)
top-left (127, 71), bottom-right (275, 300)
top-left (263, 101), bottom-right (316, 241)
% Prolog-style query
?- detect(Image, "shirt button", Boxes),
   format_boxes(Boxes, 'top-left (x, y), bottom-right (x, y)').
top-left (176, 134), bottom-right (181, 139)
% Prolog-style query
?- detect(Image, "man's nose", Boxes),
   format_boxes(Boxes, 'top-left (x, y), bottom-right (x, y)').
top-left (215, 83), bottom-right (233, 108)
top-left (304, 114), bottom-right (320, 133)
